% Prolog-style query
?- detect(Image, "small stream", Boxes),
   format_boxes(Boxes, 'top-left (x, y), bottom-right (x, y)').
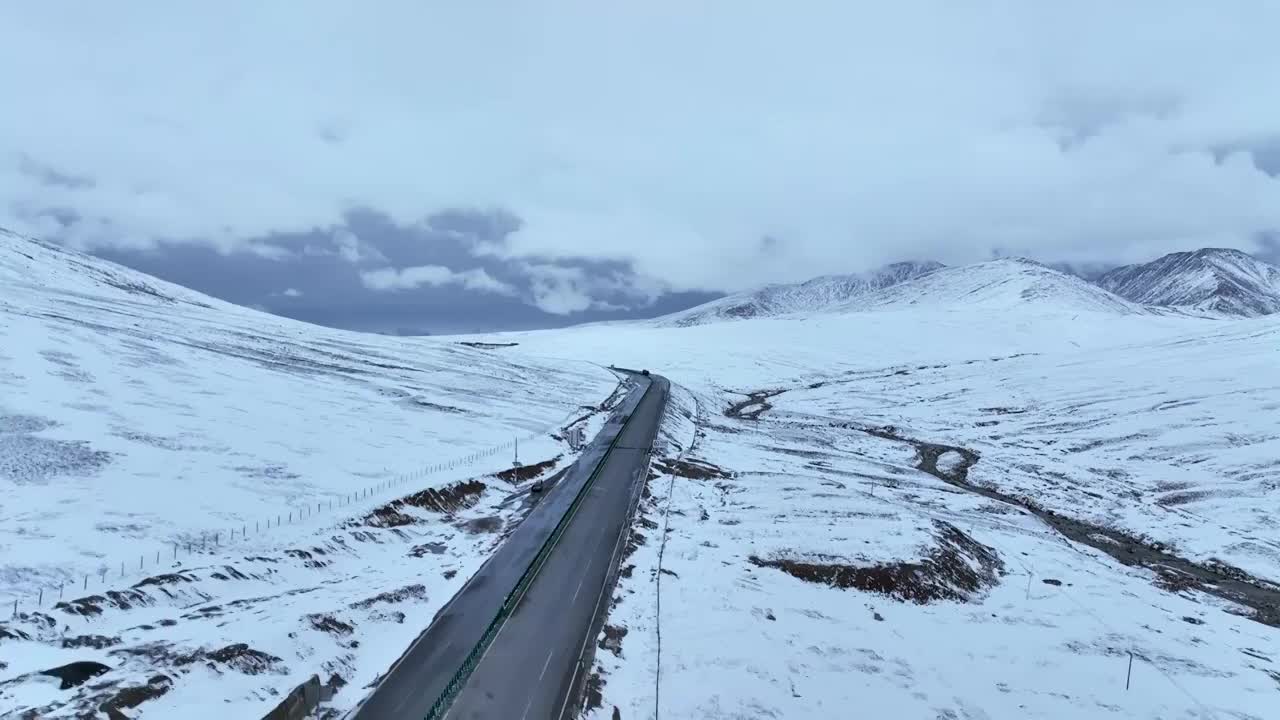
top-left (855, 424), bottom-right (1280, 628)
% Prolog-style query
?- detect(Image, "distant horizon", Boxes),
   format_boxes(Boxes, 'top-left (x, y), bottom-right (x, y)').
top-left (12, 224), bottom-right (1269, 334)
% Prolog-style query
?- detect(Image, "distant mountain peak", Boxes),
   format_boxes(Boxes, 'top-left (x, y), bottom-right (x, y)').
top-left (654, 260), bottom-right (944, 326)
top-left (1097, 248), bottom-right (1280, 317)
top-left (837, 258), bottom-right (1147, 315)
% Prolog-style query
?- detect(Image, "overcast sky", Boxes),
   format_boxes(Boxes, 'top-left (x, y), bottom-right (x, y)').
top-left (3, 2), bottom-right (1280, 332)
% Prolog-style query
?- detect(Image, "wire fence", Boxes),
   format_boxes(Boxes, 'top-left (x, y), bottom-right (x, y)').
top-left (4, 424), bottom-right (562, 621)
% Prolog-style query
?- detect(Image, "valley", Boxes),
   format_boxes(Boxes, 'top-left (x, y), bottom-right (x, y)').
top-left (1, 231), bottom-right (1278, 719)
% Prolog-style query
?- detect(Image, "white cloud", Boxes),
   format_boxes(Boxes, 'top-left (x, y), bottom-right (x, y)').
top-left (519, 262), bottom-right (662, 315)
top-left (360, 264), bottom-right (516, 296)
top-left (333, 229), bottom-right (386, 265)
top-left (4, 2), bottom-right (1280, 294)
top-left (281, 288), bottom-right (302, 297)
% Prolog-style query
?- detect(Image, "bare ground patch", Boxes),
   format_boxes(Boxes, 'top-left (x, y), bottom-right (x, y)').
top-left (360, 479), bottom-right (487, 527)
top-left (750, 520), bottom-right (1005, 604)
top-left (654, 457), bottom-right (730, 480)
top-left (349, 584), bottom-right (428, 611)
top-left (496, 456), bottom-right (560, 484)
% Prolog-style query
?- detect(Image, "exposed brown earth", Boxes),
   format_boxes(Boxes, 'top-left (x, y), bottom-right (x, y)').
top-left (496, 457), bottom-right (559, 483)
top-left (654, 457), bottom-right (730, 481)
top-left (750, 520), bottom-right (1005, 604)
top-left (349, 584), bottom-right (428, 611)
top-left (360, 478), bottom-right (488, 528)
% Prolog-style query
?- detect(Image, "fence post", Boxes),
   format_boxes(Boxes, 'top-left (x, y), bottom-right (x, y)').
top-left (1126, 652), bottom-right (1134, 690)
top-left (59, 583), bottom-right (64, 600)
top-left (120, 560), bottom-right (124, 578)
top-left (11, 599), bottom-right (15, 618)
top-left (38, 588), bottom-right (42, 606)
top-left (84, 574), bottom-right (88, 590)
top-left (139, 555), bottom-right (143, 570)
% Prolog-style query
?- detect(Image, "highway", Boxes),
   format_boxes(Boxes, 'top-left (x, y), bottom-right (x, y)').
top-left (349, 372), bottom-right (667, 720)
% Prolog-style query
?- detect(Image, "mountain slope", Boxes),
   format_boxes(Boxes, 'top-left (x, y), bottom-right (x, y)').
top-left (0, 228), bottom-right (619, 718)
top-left (655, 261), bottom-right (944, 326)
top-left (1096, 248), bottom-right (1280, 316)
top-left (842, 258), bottom-right (1148, 315)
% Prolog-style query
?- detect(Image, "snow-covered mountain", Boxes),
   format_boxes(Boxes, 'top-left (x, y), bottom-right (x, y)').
top-left (1046, 260), bottom-right (1117, 281)
top-left (659, 248), bottom-right (1280, 327)
top-left (659, 257), bottom-right (1146, 325)
top-left (844, 257), bottom-right (1149, 314)
top-left (655, 260), bottom-right (943, 326)
top-left (1096, 247), bottom-right (1280, 316)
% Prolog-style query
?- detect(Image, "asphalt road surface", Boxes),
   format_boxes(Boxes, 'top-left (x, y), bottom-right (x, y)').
top-left (349, 373), bottom-right (666, 720)
top-left (444, 374), bottom-right (668, 720)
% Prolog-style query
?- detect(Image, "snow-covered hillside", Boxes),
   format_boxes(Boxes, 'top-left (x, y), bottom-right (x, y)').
top-left (1096, 248), bottom-right (1280, 316)
top-left (659, 249), bottom-right (1280, 329)
top-left (655, 261), bottom-right (943, 326)
top-left (842, 258), bottom-right (1150, 315)
top-left (0, 229), bottom-right (620, 717)
top-left (498, 286), bottom-right (1280, 719)
top-left (658, 258), bottom-right (1150, 327)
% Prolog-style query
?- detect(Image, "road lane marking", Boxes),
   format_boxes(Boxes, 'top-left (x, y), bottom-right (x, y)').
top-left (571, 575), bottom-right (586, 604)
top-left (540, 649), bottom-right (555, 681)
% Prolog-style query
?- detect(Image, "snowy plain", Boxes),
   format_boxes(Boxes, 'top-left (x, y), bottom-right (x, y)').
top-left (489, 262), bottom-right (1280, 720)
top-left (0, 230), bottom-right (620, 717)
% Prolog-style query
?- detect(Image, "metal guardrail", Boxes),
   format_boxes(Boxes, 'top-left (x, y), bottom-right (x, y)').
top-left (422, 379), bottom-right (654, 720)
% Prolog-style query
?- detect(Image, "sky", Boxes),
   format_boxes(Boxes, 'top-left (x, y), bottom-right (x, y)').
top-left (3, 2), bottom-right (1280, 332)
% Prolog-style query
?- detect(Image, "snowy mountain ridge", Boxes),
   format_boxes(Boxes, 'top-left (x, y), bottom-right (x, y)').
top-left (658, 247), bottom-right (1280, 326)
top-left (836, 257), bottom-right (1152, 315)
top-left (1097, 247), bottom-right (1280, 317)
top-left (655, 260), bottom-right (944, 326)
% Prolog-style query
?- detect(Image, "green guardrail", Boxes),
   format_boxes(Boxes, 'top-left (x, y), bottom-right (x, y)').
top-left (423, 379), bottom-right (653, 720)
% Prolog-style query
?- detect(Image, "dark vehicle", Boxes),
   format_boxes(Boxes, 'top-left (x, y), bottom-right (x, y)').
top-left (530, 480), bottom-right (543, 493)
top-left (641, 369), bottom-right (650, 376)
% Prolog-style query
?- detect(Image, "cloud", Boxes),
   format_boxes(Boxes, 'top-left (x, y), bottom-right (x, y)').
top-left (519, 262), bottom-right (665, 315)
top-left (280, 287), bottom-right (302, 297)
top-left (4, 2), bottom-right (1280, 296)
top-left (360, 264), bottom-right (517, 296)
